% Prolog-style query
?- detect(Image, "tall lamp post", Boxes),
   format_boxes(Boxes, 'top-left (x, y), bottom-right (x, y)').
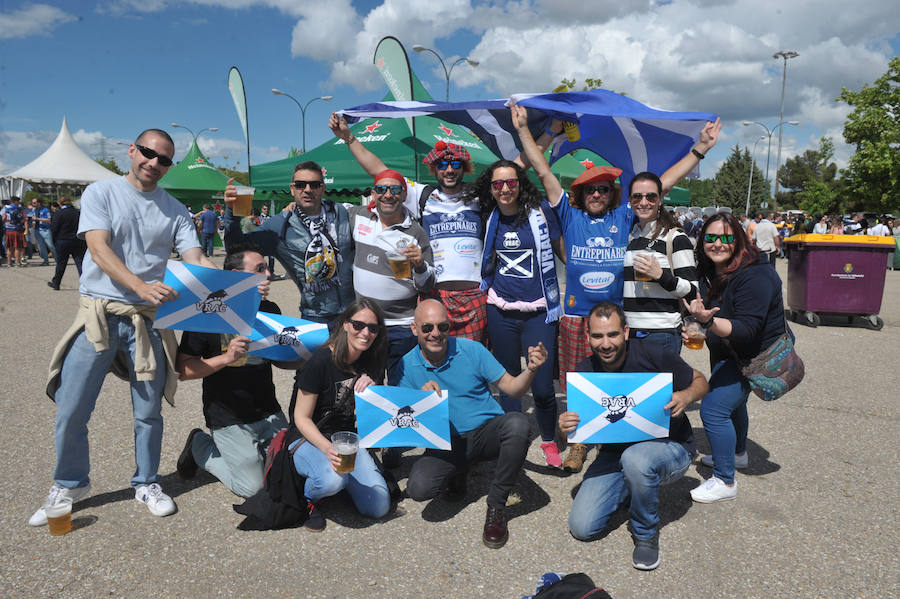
top-left (412, 45), bottom-right (479, 101)
top-left (742, 120), bottom-right (799, 207)
top-left (271, 90), bottom-right (333, 153)
top-left (745, 135), bottom-right (767, 217)
top-left (171, 123), bottom-right (219, 147)
top-left (772, 50), bottom-right (799, 212)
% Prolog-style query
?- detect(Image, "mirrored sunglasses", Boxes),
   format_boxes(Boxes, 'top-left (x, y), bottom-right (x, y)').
top-left (490, 179), bottom-right (519, 191)
top-left (373, 184), bottom-right (403, 196)
top-left (135, 144), bottom-right (173, 167)
top-left (437, 159), bottom-right (463, 170)
top-left (630, 192), bottom-right (659, 202)
top-left (703, 233), bottom-right (735, 244)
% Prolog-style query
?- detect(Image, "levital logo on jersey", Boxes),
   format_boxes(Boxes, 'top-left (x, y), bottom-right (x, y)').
top-left (454, 239), bottom-right (480, 256)
top-left (579, 271), bottom-right (615, 290)
top-left (196, 290), bottom-right (229, 313)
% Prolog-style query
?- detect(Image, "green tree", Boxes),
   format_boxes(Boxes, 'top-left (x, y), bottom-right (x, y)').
top-left (780, 137), bottom-right (841, 215)
top-left (676, 177), bottom-right (716, 207)
top-left (95, 157), bottom-right (125, 175)
top-left (837, 56), bottom-right (900, 213)
top-left (712, 145), bottom-right (767, 214)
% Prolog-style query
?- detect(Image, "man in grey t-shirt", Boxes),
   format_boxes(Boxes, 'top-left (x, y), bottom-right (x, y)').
top-left (30, 129), bottom-right (222, 527)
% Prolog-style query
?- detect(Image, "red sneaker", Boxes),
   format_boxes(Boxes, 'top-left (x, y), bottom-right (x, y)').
top-left (540, 441), bottom-right (563, 468)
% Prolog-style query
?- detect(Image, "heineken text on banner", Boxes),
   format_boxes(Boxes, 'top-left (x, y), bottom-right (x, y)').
top-left (566, 372), bottom-right (672, 444)
top-left (153, 260), bottom-right (264, 336)
top-left (355, 386), bottom-right (451, 450)
top-left (248, 312), bottom-right (329, 362)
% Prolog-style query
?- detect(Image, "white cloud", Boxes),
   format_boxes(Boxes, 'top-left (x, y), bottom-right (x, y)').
top-left (0, 3), bottom-right (78, 39)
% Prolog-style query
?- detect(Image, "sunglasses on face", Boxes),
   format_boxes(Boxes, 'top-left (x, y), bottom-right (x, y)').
top-left (490, 178), bottom-right (519, 191)
top-left (292, 180), bottom-right (324, 190)
top-left (420, 322), bottom-right (450, 334)
top-left (249, 263), bottom-right (269, 273)
top-left (135, 144), bottom-right (174, 167)
top-left (703, 233), bottom-right (735, 244)
top-left (349, 319), bottom-right (381, 334)
top-left (630, 192), bottom-right (659, 202)
top-left (583, 185), bottom-right (611, 196)
top-left (373, 184), bottom-right (403, 196)
top-left (436, 159), bottom-right (462, 170)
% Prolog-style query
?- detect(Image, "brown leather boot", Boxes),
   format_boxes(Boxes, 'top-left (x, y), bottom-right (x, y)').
top-left (482, 505), bottom-right (508, 549)
top-left (563, 443), bottom-right (590, 473)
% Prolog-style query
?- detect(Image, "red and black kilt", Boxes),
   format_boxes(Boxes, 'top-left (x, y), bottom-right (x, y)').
top-left (558, 315), bottom-right (591, 387)
top-left (427, 287), bottom-right (488, 344)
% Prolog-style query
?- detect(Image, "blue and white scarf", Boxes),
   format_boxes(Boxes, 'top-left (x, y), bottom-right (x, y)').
top-left (481, 207), bottom-right (562, 324)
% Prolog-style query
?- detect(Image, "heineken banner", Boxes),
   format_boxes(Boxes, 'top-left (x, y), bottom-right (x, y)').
top-left (227, 66), bottom-right (251, 183)
top-left (373, 36), bottom-right (417, 180)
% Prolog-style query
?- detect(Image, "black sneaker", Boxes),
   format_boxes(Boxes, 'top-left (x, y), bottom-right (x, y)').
top-left (632, 534), bottom-right (660, 570)
top-left (47, 281), bottom-right (60, 290)
top-left (176, 428), bottom-right (202, 479)
top-left (304, 501), bottom-right (326, 532)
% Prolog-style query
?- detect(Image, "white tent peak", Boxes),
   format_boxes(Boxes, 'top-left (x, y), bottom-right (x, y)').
top-left (5, 117), bottom-right (120, 185)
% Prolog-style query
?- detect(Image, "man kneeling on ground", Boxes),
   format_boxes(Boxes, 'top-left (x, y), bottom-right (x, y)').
top-left (175, 243), bottom-right (304, 497)
top-left (396, 299), bottom-right (548, 549)
top-left (558, 302), bottom-right (708, 570)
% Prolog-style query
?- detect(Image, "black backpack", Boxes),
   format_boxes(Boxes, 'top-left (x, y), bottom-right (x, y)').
top-left (531, 573), bottom-right (612, 599)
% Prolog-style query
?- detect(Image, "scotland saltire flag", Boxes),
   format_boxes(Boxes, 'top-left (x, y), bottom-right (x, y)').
top-left (153, 261), bottom-right (264, 336)
top-left (566, 372), bottom-right (673, 444)
top-left (355, 386), bottom-right (451, 450)
top-left (248, 312), bottom-right (329, 362)
top-left (337, 89), bottom-right (717, 189)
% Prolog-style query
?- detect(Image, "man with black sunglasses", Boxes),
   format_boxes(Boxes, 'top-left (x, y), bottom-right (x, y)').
top-left (396, 299), bottom-right (548, 549)
top-left (33, 128), bottom-right (219, 527)
top-left (223, 160), bottom-right (354, 327)
top-left (330, 113), bottom-right (490, 343)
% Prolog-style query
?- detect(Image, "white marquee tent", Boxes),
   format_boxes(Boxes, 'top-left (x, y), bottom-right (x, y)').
top-left (2, 117), bottom-right (119, 189)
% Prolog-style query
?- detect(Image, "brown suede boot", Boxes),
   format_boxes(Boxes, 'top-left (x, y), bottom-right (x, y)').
top-left (563, 443), bottom-right (590, 473)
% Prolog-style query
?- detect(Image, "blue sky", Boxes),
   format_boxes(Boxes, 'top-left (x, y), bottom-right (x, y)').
top-left (2, 0), bottom-right (898, 189)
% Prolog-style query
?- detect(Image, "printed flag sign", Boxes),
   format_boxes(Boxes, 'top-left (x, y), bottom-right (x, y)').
top-left (153, 261), bottom-right (264, 336)
top-left (566, 372), bottom-right (672, 444)
top-left (355, 386), bottom-right (451, 450)
top-left (248, 312), bottom-right (329, 362)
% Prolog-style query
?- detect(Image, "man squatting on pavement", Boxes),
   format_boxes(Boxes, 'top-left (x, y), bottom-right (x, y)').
top-left (558, 302), bottom-right (708, 570)
top-left (31, 129), bottom-right (249, 525)
top-left (175, 243), bottom-right (304, 497)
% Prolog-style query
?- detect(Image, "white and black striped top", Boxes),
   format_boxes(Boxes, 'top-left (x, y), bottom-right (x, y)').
top-left (623, 223), bottom-right (698, 332)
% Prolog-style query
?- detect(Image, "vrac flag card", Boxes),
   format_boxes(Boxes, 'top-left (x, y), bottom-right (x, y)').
top-left (153, 260), bottom-right (264, 336)
top-left (248, 312), bottom-right (329, 362)
top-left (566, 372), bottom-right (673, 444)
top-left (355, 386), bottom-right (451, 450)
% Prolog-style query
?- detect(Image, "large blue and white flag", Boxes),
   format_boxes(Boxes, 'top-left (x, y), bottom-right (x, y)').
top-left (153, 261), bottom-right (264, 336)
top-left (337, 90), bottom-right (717, 189)
top-left (355, 386), bottom-right (451, 450)
top-left (566, 372), bottom-right (673, 444)
top-left (248, 312), bottom-right (329, 362)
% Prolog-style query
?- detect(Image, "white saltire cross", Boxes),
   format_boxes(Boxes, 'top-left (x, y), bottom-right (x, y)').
top-left (568, 372), bottom-right (671, 443)
top-left (356, 387), bottom-right (450, 450)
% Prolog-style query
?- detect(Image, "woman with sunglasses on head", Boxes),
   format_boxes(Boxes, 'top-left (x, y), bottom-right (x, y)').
top-left (288, 299), bottom-right (391, 530)
top-left (683, 212), bottom-right (787, 503)
top-left (624, 172), bottom-right (703, 354)
top-left (465, 160), bottom-right (566, 467)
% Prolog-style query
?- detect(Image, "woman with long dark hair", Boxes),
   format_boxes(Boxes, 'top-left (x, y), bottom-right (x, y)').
top-left (623, 172), bottom-right (699, 353)
top-left (467, 160), bottom-right (565, 467)
top-left (683, 212), bottom-right (787, 503)
top-left (289, 298), bottom-right (390, 530)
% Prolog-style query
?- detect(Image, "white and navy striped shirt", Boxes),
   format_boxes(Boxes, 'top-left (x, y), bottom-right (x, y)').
top-left (623, 223), bottom-right (698, 332)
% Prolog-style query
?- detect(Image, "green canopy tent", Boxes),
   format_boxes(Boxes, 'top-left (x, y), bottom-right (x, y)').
top-left (159, 139), bottom-right (231, 210)
top-left (663, 186), bottom-right (691, 206)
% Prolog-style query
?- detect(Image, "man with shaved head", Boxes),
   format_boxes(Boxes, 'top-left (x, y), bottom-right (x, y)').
top-left (395, 299), bottom-right (548, 549)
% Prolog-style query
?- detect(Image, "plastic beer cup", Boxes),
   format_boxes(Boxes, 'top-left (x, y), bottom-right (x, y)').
top-left (633, 250), bottom-right (654, 282)
top-left (683, 316), bottom-right (707, 350)
top-left (233, 185), bottom-right (255, 217)
top-left (331, 431), bottom-right (359, 474)
top-left (387, 251), bottom-right (411, 279)
top-left (46, 499), bottom-right (73, 536)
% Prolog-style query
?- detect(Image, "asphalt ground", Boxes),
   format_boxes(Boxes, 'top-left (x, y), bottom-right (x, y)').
top-left (1, 255), bottom-right (898, 598)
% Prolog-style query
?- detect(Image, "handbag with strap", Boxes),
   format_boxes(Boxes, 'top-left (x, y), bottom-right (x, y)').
top-left (726, 318), bottom-right (804, 401)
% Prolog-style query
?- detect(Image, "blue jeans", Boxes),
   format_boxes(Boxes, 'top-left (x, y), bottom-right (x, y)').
top-left (699, 359), bottom-right (750, 484)
top-left (568, 440), bottom-right (691, 541)
top-left (33, 228), bottom-right (55, 263)
top-left (193, 411), bottom-right (287, 498)
top-left (53, 314), bottom-right (166, 488)
top-left (201, 233), bottom-right (215, 257)
top-left (290, 439), bottom-right (390, 518)
top-left (386, 325), bottom-right (417, 386)
top-left (632, 330), bottom-right (682, 355)
top-left (486, 305), bottom-right (559, 442)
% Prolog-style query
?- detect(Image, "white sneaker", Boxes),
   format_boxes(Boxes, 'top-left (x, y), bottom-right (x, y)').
top-left (135, 483), bottom-right (176, 517)
top-left (29, 484), bottom-right (92, 526)
top-left (700, 452), bottom-right (749, 469)
top-left (691, 476), bottom-right (737, 503)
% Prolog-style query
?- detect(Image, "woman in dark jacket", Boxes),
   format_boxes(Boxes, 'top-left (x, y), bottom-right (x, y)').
top-left (682, 212), bottom-right (786, 503)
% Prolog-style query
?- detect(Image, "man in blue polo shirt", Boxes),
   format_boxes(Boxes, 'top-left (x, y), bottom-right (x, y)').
top-left (396, 299), bottom-right (548, 549)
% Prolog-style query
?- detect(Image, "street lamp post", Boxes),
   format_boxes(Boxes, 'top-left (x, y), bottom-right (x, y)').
top-left (412, 45), bottom-right (478, 101)
top-left (772, 50), bottom-right (799, 212)
top-left (171, 123), bottom-right (219, 145)
top-left (742, 120), bottom-right (799, 208)
top-left (271, 90), bottom-right (333, 153)
top-left (745, 135), bottom-right (767, 217)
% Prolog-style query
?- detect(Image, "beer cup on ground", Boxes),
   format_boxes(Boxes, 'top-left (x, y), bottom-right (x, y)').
top-left (233, 185), bottom-right (255, 217)
top-left (46, 499), bottom-right (73, 536)
top-left (387, 251), bottom-right (411, 279)
top-left (633, 250), bottom-right (654, 282)
top-left (683, 316), bottom-right (707, 350)
top-left (331, 431), bottom-right (359, 474)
